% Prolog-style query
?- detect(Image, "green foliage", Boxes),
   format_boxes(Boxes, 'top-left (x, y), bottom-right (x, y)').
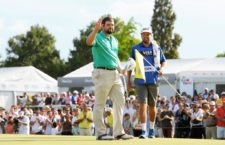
top-left (151, 0), bottom-right (182, 59)
top-left (3, 25), bottom-right (66, 78)
top-left (216, 52), bottom-right (225, 57)
top-left (114, 17), bottom-right (140, 61)
top-left (67, 16), bottom-right (140, 72)
top-left (66, 22), bottom-right (94, 72)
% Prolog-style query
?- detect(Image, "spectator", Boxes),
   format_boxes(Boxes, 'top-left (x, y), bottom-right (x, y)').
top-left (169, 96), bottom-right (179, 113)
top-left (215, 98), bottom-right (225, 139)
top-left (123, 113), bottom-right (133, 135)
top-left (5, 115), bottom-right (14, 134)
top-left (203, 88), bottom-right (209, 100)
top-left (105, 107), bottom-right (113, 136)
top-left (190, 104), bottom-right (204, 139)
top-left (0, 108), bottom-right (6, 134)
top-left (77, 103), bottom-right (93, 136)
top-left (18, 111), bottom-right (30, 135)
top-left (51, 122), bottom-right (61, 135)
top-left (63, 92), bottom-right (71, 105)
top-left (159, 104), bottom-right (174, 138)
top-left (44, 110), bottom-right (54, 135)
top-left (72, 108), bottom-right (80, 135)
top-left (30, 109), bottom-right (44, 134)
top-left (204, 101), bottom-right (217, 139)
top-left (209, 89), bottom-right (219, 102)
top-left (71, 90), bottom-right (79, 105)
top-left (45, 93), bottom-right (52, 105)
top-left (61, 114), bottom-right (72, 135)
top-left (52, 93), bottom-right (60, 105)
top-left (175, 103), bottom-right (191, 138)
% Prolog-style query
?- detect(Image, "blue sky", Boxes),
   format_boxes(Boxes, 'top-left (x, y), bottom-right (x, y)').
top-left (0, 0), bottom-right (225, 61)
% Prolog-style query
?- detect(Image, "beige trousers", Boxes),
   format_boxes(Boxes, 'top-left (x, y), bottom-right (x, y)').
top-left (92, 69), bottom-right (125, 137)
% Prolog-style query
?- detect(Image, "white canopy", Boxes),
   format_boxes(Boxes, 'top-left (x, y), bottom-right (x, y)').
top-left (58, 58), bottom-right (225, 87)
top-left (0, 66), bottom-right (58, 92)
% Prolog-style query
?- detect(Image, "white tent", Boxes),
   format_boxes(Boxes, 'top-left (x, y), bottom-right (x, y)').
top-left (58, 58), bottom-right (225, 97)
top-left (0, 66), bottom-right (58, 110)
top-left (161, 58), bottom-right (225, 97)
top-left (58, 62), bottom-right (94, 88)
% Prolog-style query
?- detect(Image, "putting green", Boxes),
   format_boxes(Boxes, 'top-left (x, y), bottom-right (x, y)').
top-left (0, 134), bottom-right (223, 145)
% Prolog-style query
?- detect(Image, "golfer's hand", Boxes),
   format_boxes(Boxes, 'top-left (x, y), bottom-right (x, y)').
top-left (94, 19), bottom-right (102, 32)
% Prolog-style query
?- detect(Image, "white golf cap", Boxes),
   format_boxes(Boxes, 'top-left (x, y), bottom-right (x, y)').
top-left (209, 101), bottom-right (216, 106)
top-left (73, 90), bottom-right (79, 94)
top-left (141, 27), bottom-right (151, 34)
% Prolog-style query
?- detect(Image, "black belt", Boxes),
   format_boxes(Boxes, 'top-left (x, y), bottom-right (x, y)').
top-left (95, 67), bottom-right (116, 70)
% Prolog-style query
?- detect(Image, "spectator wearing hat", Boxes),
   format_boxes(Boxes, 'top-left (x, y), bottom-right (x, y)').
top-left (71, 90), bottom-right (79, 105)
top-left (215, 98), bottom-right (225, 139)
top-left (203, 101), bottom-right (217, 139)
top-left (127, 27), bottom-right (166, 138)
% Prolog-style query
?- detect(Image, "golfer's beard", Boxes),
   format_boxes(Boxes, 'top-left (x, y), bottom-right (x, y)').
top-left (143, 40), bottom-right (150, 45)
top-left (105, 30), bottom-right (113, 34)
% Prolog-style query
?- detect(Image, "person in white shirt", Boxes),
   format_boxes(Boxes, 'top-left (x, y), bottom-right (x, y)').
top-left (190, 104), bottom-right (204, 138)
top-left (51, 122), bottom-right (61, 135)
top-left (44, 111), bottom-right (54, 135)
top-left (30, 109), bottom-right (43, 134)
top-left (18, 111), bottom-right (30, 135)
top-left (71, 108), bottom-right (80, 135)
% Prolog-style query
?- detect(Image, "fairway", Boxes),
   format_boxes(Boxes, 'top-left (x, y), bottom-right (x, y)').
top-left (0, 135), bottom-right (224, 145)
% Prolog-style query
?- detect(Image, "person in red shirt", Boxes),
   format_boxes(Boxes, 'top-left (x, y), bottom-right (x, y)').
top-left (215, 97), bottom-right (225, 139)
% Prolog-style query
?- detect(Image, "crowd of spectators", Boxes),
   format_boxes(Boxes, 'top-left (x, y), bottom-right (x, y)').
top-left (0, 88), bottom-right (225, 139)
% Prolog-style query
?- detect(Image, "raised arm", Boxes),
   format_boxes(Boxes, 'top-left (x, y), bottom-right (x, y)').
top-left (86, 19), bottom-right (102, 46)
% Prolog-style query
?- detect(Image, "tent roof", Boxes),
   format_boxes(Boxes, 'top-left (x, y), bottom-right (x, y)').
top-left (165, 58), bottom-right (225, 73)
top-left (0, 66), bottom-right (58, 92)
top-left (59, 58), bottom-right (225, 87)
top-left (64, 58), bottom-right (225, 78)
top-left (64, 62), bottom-right (94, 78)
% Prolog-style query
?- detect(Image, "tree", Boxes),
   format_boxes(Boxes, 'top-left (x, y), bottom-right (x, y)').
top-left (114, 17), bottom-right (140, 61)
top-left (151, 0), bottom-right (182, 59)
top-left (67, 16), bottom-right (139, 72)
top-left (3, 25), bottom-right (66, 78)
top-left (216, 52), bottom-right (225, 57)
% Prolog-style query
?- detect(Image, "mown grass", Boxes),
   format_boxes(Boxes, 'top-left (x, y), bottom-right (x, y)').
top-left (0, 134), bottom-right (223, 145)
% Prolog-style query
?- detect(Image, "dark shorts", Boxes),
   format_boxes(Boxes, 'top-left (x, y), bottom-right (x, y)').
top-left (135, 81), bottom-right (159, 107)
